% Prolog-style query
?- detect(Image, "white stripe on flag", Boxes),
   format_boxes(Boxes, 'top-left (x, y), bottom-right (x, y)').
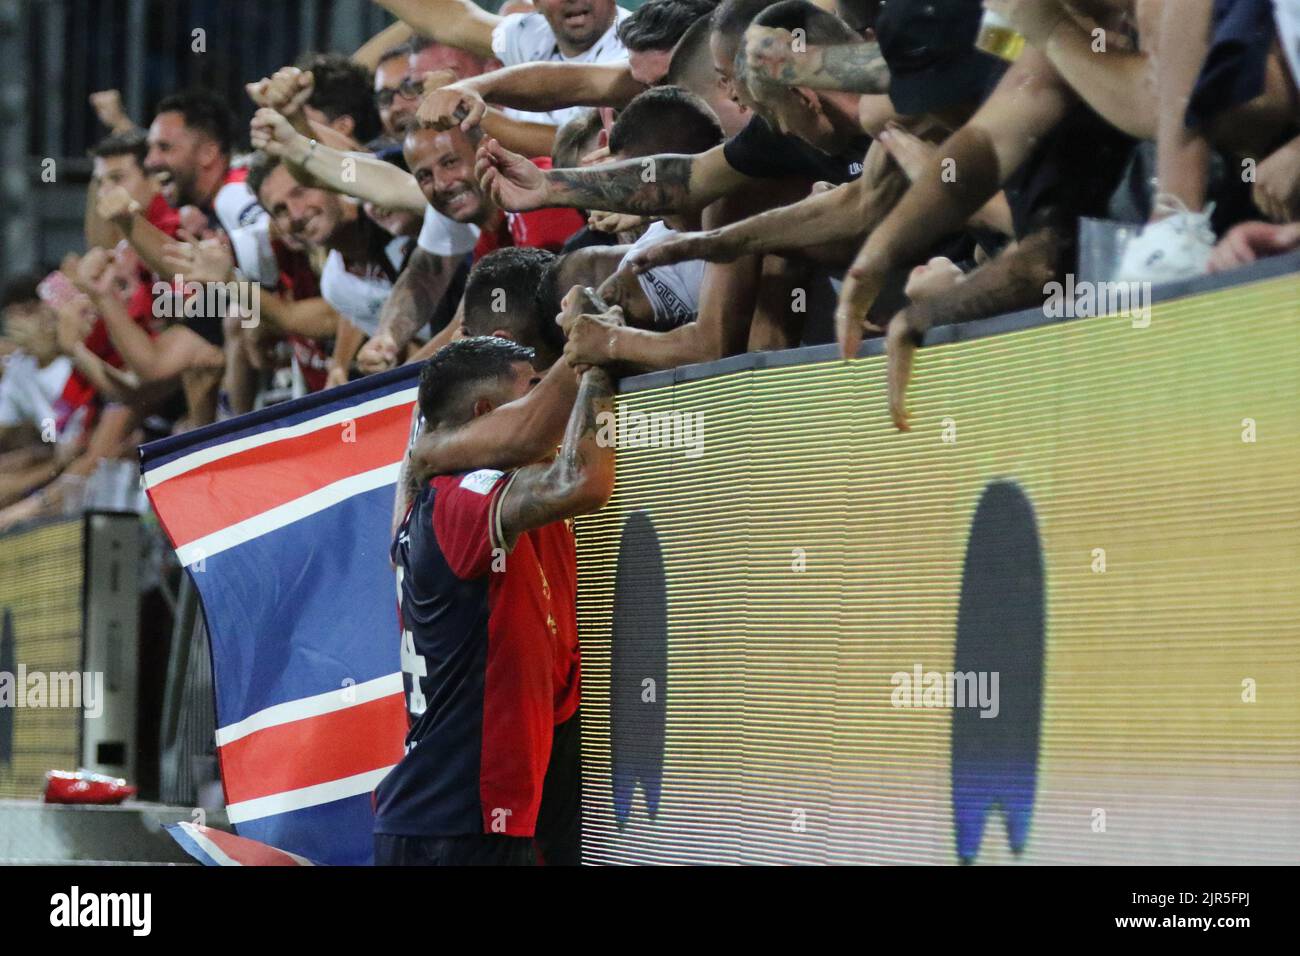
top-left (224, 766), bottom-right (396, 825)
top-left (179, 822), bottom-right (315, 866)
top-left (215, 673), bottom-right (404, 747)
top-left (181, 823), bottom-right (239, 866)
top-left (145, 386), bottom-right (417, 489)
top-left (176, 461), bottom-right (400, 565)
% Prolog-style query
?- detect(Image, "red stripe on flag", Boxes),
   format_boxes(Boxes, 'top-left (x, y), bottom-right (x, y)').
top-left (149, 401), bottom-right (414, 549)
top-left (218, 693), bottom-right (408, 806)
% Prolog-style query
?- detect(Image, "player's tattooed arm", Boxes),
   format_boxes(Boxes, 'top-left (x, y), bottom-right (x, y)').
top-left (495, 368), bottom-right (616, 550)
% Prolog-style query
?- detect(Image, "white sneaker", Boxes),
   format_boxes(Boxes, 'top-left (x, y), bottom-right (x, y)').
top-left (1114, 195), bottom-right (1216, 283)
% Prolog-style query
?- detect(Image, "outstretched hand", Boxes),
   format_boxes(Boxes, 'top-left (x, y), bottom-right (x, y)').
top-left (475, 137), bottom-right (549, 211)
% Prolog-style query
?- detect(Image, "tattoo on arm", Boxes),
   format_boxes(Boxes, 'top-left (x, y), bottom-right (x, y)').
top-left (817, 42), bottom-right (891, 94)
top-left (547, 156), bottom-right (696, 215)
top-left (498, 369), bottom-right (614, 544)
top-left (909, 230), bottom-right (1061, 334)
top-left (377, 248), bottom-right (450, 348)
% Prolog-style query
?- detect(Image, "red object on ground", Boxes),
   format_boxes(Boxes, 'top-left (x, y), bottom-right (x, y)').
top-left (43, 769), bottom-right (138, 805)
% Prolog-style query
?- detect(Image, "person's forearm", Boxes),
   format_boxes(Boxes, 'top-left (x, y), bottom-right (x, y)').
top-left (259, 292), bottom-right (342, 338)
top-left (758, 41), bottom-right (891, 94)
top-left (372, 0), bottom-right (498, 59)
top-left (354, 18), bottom-right (414, 70)
top-left (462, 61), bottom-right (642, 112)
top-left (480, 109), bottom-right (557, 159)
top-left (611, 255), bottom-right (760, 371)
top-left (84, 179), bottom-right (121, 250)
top-left (548, 366), bottom-right (615, 504)
top-left (376, 248), bottom-right (460, 350)
top-left (284, 136), bottom-right (427, 212)
top-left (543, 156), bottom-right (699, 215)
top-left (859, 124), bottom-right (1007, 279)
top-left (409, 357), bottom-right (579, 478)
top-left (308, 117), bottom-right (362, 152)
top-left (332, 319), bottom-right (366, 374)
top-left (700, 179), bottom-right (883, 259)
top-left (117, 213), bottom-right (175, 278)
top-left (604, 322), bottom-right (712, 373)
top-left (67, 343), bottom-right (137, 404)
top-left (1043, 19), bottom-right (1153, 138)
top-left (905, 229), bottom-right (1061, 335)
top-left (94, 290), bottom-right (169, 381)
top-left (969, 192), bottom-right (1016, 238)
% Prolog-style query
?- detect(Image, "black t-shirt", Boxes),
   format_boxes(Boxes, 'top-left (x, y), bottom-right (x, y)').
top-left (723, 116), bottom-right (870, 185)
top-left (1003, 102), bottom-right (1137, 241)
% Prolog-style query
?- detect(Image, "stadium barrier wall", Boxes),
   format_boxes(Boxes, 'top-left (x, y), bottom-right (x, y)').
top-left (0, 513), bottom-right (142, 799)
top-left (574, 254), bottom-right (1300, 865)
top-left (0, 518), bottom-right (85, 798)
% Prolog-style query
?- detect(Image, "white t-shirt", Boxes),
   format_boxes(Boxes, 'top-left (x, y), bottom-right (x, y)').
top-left (491, 8), bottom-right (632, 127)
top-left (416, 205), bottom-right (480, 257)
top-left (617, 221), bottom-right (706, 329)
top-left (228, 218), bottom-right (279, 287)
top-left (211, 173), bottom-right (268, 236)
top-left (319, 234), bottom-right (413, 337)
top-left (0, 352), bottom-right (85, 447)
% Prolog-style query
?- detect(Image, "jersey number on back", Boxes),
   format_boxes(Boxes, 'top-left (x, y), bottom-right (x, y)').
top-left (394, 565), bottom-right (428, 716)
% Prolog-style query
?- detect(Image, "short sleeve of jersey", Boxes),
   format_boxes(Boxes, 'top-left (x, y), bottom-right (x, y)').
top-left (417, 206), bottom-right (480, 256)
top-left (490, 12), bottom-right (534, 66)
top-left (431, 469), bottom-right (516, 580)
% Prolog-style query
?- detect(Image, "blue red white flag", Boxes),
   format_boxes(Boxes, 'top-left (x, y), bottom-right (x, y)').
top-left (166, 821), bottom-right (318, 866)
top-left (141, 365), bottom-right (422, 865)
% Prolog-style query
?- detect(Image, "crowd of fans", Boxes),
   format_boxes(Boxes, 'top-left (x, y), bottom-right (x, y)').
top-left (2, 0), bottom-right (1299, 532)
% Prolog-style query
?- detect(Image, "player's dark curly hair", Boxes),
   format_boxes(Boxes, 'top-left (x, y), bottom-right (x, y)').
top-left (417, 336), bottom-right (536, 430)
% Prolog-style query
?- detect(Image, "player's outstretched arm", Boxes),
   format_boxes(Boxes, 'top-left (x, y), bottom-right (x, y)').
top-left (408, 355), bottom-right (581, 483)
top-left (495, 367), bottom-right (615, 550)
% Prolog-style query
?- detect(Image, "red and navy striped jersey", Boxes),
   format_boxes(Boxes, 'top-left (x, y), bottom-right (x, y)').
top-left (374, 468), bottom-right (579, 839)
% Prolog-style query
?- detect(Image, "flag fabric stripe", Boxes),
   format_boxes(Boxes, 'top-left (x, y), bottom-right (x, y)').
top-left (141, 362), bottom-right (423, 865)
top-left (151, 401), bottom-right (413, 548)
top-left (225, 766), bottom-right (397, 825)
top-left (218, 691), bottom-right (407, 805)
top-left (144, 386), bottom-right (417, 487)
top-left (215, 672), bottom-right (404, 745)
top-left (174, 461), bottom-right (401, 565)
top-left (166, 822), bottom-right (316, 866)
